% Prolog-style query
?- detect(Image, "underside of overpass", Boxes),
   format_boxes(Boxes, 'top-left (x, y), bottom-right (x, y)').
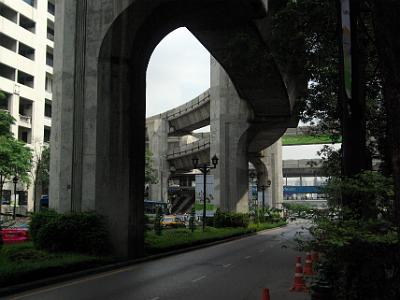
top-left (50, 0), bottom-right (306, 258)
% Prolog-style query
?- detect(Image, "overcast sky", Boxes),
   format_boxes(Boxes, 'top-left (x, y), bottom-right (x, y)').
top-left (146, 27), bottom-right (210, 117)
top-left (146, 28), bottom-right (339, 160)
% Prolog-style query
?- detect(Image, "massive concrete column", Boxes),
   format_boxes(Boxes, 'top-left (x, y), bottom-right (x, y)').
top-left (210, 57), bottom-right (252, 213)
top-left (146, 116), bottom-right (169, 202)
top-left (250, 139), bottom-right (283, 209)
top-left (269, 139), bottom-right (283, 208)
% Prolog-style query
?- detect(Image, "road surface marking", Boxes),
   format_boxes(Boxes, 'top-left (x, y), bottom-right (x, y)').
top-left (150, 297), bottom-right (160, 300)
top-left (9, 266), bottom-right (139, 300)
top-left (192, 275), bottom-right (206, 283)
top-left (244, 256), bottom-right (251, 259)
top-left (222, 263), bottom-right (232, 268)
top-left (259, 249), bottom-right (265, 253)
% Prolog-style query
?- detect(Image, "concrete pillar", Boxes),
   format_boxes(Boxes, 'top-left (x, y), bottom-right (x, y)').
top-left (210, 57), bottom-right (251, 213)
top-left (147, 116), bottom-right (169, 203)
top-left (270, 139), bottom-right (283, 208)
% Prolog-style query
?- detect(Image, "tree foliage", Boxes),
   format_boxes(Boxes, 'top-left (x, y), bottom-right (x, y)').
top-left (145, 150), bottom-right (157, 185)
top-left (0, 109), bottom-right (33, 214)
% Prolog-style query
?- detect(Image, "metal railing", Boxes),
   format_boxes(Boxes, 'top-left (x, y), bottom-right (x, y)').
top-left (166, 91), bottom-right (210, 120)
top-left (167, 137), bottom-right (211, 159)
top-left (19, 114), bottom-right (31, 124)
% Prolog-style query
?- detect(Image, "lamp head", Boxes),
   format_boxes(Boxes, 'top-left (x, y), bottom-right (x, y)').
top-left (211, 154), bottom-right (219, 168)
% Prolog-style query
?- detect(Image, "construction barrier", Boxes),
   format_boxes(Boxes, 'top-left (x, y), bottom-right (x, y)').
top-left (290, 256), bottom-right (308, 292)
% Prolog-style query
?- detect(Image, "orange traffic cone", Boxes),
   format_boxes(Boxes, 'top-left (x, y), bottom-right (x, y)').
top-left (261, 288), bottom-right (270, 300)
top-left (304, 252), bottom-right (315, 276)
top-left (311, 251), bottom-right (320, 262)
top-left (290, 256), bottom-right (308, 292)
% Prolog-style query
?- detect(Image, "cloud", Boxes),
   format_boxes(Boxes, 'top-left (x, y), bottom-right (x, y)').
top-left (146, 27), bottom-right (210, 117)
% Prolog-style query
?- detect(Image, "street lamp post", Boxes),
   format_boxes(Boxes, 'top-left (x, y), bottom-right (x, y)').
top-left (12, 174), bottom-right (19, 220)
top-left (258, 179), bottom-right (271, 220)
top-left (249, 171), bottom-right (258, 224)
top-left (259, 185), bottom-right (266, 213)
top-left (192, 155), bottom-right (219, 231)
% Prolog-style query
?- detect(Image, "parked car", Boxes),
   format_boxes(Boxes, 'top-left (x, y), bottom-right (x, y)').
top-left (0, 227), bottom-right (29, 244)
top-left (161, 215), bottom-right (186, 228)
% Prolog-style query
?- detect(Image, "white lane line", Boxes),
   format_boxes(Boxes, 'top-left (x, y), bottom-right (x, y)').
top-left (150, 297), bottom-right (160, 300)
top-left (222, 263), bottom-right (232, 268)
top-left (9, 266), bottom-right (138, 300)
top-left (192, 275), bottom-right (206, 283)
top-left (244, 256), bottom-right (252, 259)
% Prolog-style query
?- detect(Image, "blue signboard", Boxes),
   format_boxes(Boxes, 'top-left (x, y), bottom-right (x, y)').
top-left (283, 186), bottom-right (323, 195)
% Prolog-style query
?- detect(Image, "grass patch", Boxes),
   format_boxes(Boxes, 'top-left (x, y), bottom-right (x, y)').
top-left (282, 134), bottom-right (341, 146)
top-left (0, 243), bottom-right (111, 288)
top-left (145, 221), bottom-right (287, 254)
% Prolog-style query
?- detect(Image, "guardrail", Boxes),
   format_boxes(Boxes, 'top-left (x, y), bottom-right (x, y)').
top-left (166, 91), bottom-right (210, 120)
top-left (19, 114), bottom-right (31, 124)
top-left (167, 137), bottom-right (210, 159)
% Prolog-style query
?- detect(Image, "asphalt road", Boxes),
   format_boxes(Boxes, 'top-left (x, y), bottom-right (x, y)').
top-left (5, 220), bottom-right (311, 300)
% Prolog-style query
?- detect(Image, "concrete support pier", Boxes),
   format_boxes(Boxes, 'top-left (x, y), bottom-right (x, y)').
top-left (210, 57), bottom-right (252, 213)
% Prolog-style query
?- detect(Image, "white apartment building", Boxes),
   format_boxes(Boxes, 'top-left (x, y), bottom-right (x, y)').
top-left (0, 0), bottom-right (54, 213)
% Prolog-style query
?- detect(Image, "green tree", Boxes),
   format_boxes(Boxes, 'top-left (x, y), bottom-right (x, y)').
top-left (145, 150), bottom-right (158, 185)
top-left (371, 0), bottom-right (400, 228)
top-left (0, 110), bottom-right (33, 216)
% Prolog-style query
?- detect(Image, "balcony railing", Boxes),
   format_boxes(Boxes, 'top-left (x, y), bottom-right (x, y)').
top-left (19, 114), bottom-right (31, 124)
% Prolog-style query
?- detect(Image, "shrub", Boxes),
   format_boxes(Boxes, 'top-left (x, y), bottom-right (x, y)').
top-left (213, 209), bottom-right (250, 228)
top-left (29, 210), bottom-right (59, 243)
top-left (303, 212), bottom-right (400, 299)
top-left (33, 212), bottom-right (111, 256)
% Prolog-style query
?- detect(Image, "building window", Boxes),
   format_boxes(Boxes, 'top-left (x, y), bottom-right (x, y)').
top-left (18, 42), bottom-right (35, 60)
top-left (0, 33), bottom-right (17, 52)
top-left (44, 101), bottom-right (52, 118)
top-left (19, 97), bottom-right (33, 125)
top-left (44, 127), bottom-right (51, 143)
top-left (47, 21), bottom-right (54, 41)
top-left (1, 190), bottom-right (11, 205)
top-left (23, 0), bottom-right (35, 7)
top-left (17, 70), bottom-right (34, 88)
top-left (45, 73), bottom-right (53, 93)
top-left (19, 14), bottom-right (36, 33)
top-left (46, 48), bottom-right (53, 67)
top-left (0, 63), bottom-right (16, 81)
top-left (48, 1), bottom-right (55, 15)
top-left (0, 92), bottom-right (10, 111)
top-left (18, 126), bottom-right (31, 144)
top-left (17, 191), bottom-right (28, 206)
top-left (0, 3), bottom-right (18, 24)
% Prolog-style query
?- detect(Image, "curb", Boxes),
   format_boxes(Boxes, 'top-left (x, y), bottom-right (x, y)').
top-left (0, 224), bottom-right (287, 297)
